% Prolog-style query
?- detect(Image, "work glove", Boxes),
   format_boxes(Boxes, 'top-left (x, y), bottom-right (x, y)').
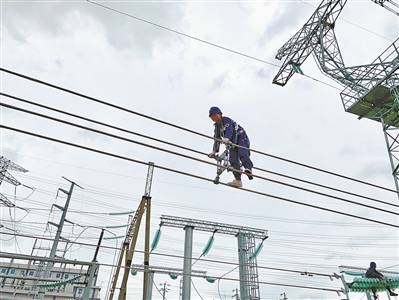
top-left (208, 151), bottom-right (216, 158)
top-left (221, 137), bottom-right (229, 144)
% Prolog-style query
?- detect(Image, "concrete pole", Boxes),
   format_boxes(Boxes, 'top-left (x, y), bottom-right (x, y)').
top-left (82, 229), bottom-right (104, 299)
top-left (182, 226), bottom-right (193, 300)
top-left (143, 196), bottom-right (152, 299)
top-left (145, 271), bottom-right (154, 300)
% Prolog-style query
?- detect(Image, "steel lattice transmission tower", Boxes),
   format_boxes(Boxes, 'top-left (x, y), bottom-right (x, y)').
top-left (0, 156), bottom-right (28, 207)
top-left (273, 0), bottom-right (399, 195)
top-left (372, 0), bottom-right (399, 16)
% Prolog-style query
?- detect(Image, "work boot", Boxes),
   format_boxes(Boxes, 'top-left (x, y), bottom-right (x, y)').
top-left (227, 179), bottom-right (242, 188)
top-left (389, 291), bottom-right (398, 297)
top-left (244, 168), bottom-right (253, 180)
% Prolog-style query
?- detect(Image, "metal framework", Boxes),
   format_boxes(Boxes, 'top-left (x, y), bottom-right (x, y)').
top-left (0, 156), bottom-right (28, 207)
top-left (273, 0), bottom-right (399, 195)
top-left (130, 264), bottom-right (207, 277)
top-left (338, 265), bottom-right (399, 300)
top-left (1, 251), bottom-right (99, 299)
top-left (160, 215), bottom-right (268, 300)
top-left (273, 0), bottom-right (347, 87)
top-left (36, 177), bottom-right (83, 300)
top-left (372, 0), bottom-right (399, 16)
top-left (109, 162), bottom-right (155, 300)
top-left (160, 215), bottom-right (268, 239)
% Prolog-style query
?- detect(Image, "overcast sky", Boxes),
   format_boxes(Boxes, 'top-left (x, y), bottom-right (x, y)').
top-left (1, 1), bottom-right (398, 300)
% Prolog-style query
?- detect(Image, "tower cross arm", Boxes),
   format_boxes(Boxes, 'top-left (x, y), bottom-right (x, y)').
top-left (273, 0), bottom-right (347, 86)
top-left (0, 156), bottom-right (28, 173)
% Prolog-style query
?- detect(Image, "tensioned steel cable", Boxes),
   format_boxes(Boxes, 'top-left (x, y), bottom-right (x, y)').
top-left (2, 102), bottom-right (399, 216)
top-left (2, 92), bottom-right (397, 209)
top-left (1, 124), bottom-right (398, 228)
top-left (1, 67), bottom-right (397, 194)
top-left (86, 0), bottom-right (280, 68)
top-left (86, 0), bottom-right (341, 92)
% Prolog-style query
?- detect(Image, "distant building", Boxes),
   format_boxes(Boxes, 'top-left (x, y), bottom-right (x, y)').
top-left (0, 259), bottom-right (101, 299)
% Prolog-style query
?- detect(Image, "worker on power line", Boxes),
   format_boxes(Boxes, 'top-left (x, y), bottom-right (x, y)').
top-left (366, 261), bottom-right (398, 299)
top-left (208, 106), bottom-right (253, 188)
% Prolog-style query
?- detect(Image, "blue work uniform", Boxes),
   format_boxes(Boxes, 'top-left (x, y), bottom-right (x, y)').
top-left (365, 267), bottom-right (384, 279)
top-left (212, 116), bottom-right (253, 180)
top-left (365, 267), bottom-right (397, 297)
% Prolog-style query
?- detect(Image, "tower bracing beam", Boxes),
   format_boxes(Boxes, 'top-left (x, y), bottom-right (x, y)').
top-left (160, 215), bottom-right (268, 239)
top-left (130, 264), bottom-right (207, 277)
top-left (372, 0), bottom-right (399, 16)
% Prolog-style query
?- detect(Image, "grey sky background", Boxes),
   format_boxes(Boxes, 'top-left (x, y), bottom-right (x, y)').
top-left (1, 1), bottom-right (398, 300)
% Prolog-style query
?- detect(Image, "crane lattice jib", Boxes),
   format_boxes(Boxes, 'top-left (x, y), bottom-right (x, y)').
top-left (273, 0), bottom-right (347, 86)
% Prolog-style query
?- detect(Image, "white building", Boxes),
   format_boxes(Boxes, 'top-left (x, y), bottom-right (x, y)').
top-left (0, 258), bottom-right (101, 300)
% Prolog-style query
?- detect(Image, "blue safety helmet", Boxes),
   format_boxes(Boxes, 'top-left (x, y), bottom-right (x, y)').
top-left (209, 106), bottom-right (222, 117)
top-left (370, 261), bottom-right (376, 267)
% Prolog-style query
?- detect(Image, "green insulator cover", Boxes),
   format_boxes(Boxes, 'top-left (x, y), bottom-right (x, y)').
top-left (202, 236), bottom-right (215, 256)
top-left (206, 277), bottom-right (216, 283)
top-left (349, 276), bottom-right (399, 292)
top-left (151, 229), bottom-right (162, 251)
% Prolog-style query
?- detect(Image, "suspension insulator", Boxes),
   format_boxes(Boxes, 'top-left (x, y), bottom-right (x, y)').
top-left (206, 277), bottom-right (216, 283)
top-left (202, 236), bottom-right (215, 256)
top-left (250, 243), bottom-right (264, 260)
top-left (151, 229), bottom-right (162, 251)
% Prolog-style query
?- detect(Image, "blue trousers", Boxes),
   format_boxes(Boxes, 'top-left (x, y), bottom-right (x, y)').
top-left (229, 134), bottom-right (253, 180)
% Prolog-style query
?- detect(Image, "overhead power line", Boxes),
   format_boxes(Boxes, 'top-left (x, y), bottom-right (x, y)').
top-left (86, 0), bottom-right (280, 67)
top-left (1, 68), bottom-right (397, 195)
top-left (2, 101), bottom-right (398, 216)
top-left (5, 169), bottom-right (392, 229)
top-left (2, 92), bottom-right (397, 209)
top-left (0, 238), bottom-right (344, 294)
top-left (1, 124), bottom-right (398, 229)
top-left (84, 0), bottom-right (369, 91)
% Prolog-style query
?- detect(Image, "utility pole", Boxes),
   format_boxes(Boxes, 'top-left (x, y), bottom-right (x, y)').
top-left (82, 229), bottom-right (104, 299)
top-left (109, 163), bottom-right (155, 300)
top-left (37, 177), bottom-right (83, 299)
top-left (160, 281), bottom-right (170, 300)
